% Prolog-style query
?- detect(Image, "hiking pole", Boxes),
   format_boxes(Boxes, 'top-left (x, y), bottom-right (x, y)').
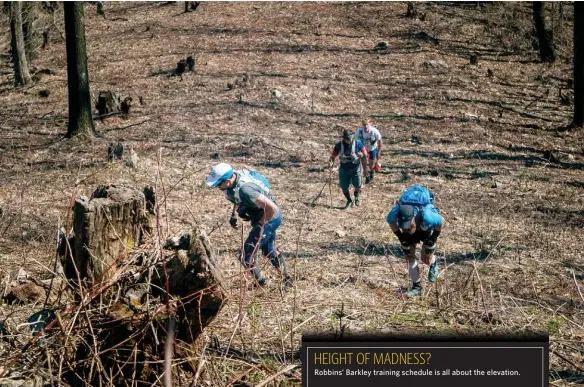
top-left (328, 162), bottom-right (333, 207)
top-left (310, 178), bottom-right (329, 207)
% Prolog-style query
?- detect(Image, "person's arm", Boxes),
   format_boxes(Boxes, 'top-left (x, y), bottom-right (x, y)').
top-left (330, 151), bottom-right (338, 164)
top-left (386, 206), bottom-right (406, 242)
top-left (377, 138), bottom-right (382, 159)
top-left (357, 142), bottom-right (367, 159)
top-left (229, 203), bottom-right (238, 228)
top-left (254, 194), bottom-right (278, 225)
top-left (330, 143), bottom-right (340, 165)
top-left (424, 208), bottom-right (444, 245)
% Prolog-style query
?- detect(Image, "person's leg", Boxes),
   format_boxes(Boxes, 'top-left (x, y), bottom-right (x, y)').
top-left (405, 243), bottom-right (422, 296)
top-left (361, 156), bottom-right (370, 182)
top-left (260, 213), bottom-right (292, 288)
top-left (422, 242), bottom-right (439, 283)
top-left (368, 149), bottom-right (377, 181)
top-left (339, 168), bottom-right (353, 208)
top-left (243, 225), bottom-right (266, 285)
top-left (352, 167), bottom-right (362, 206)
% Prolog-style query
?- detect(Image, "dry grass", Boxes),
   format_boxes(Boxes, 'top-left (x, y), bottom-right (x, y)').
top-left (0, 2), bottom-right (583, 386)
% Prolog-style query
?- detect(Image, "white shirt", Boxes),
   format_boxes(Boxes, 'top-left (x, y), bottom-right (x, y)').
top-left (355, 126), bottom-right (382, 151)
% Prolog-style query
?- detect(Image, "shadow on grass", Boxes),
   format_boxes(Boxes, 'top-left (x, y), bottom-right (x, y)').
top-left (535, 206), bottom-right (584, 228)
top-left (444, 250), bottom-right (490, 264)
top-left (386, 148), bottom-right (584, 171)
top-left (302, 200), bottom-right (347, 211)
top-left (318, 238), bottom-right (404, 258)
top-left (549, 369), bottom-right (584, 384)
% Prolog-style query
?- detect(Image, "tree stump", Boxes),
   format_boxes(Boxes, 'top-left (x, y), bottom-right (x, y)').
top-left (406, 2), bottom-right (417, 18)
top-left (176, 59), bottom-right (186, 76)
top-left (96, 90), bottom-right (120, 117)
top-left (70, 185), bottom-right (153, 284)
top-left (158, 227), bottom-right (226, 343)
top-left (186, 55), bottom-right (195, 72)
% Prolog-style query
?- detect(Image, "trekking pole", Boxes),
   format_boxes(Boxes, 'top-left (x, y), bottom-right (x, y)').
top-left (328, 162), bottom-right (333, 207)
top-left (310, 178), bottom-right (329, 207)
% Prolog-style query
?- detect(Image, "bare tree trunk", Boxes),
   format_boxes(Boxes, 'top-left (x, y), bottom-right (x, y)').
top-left (23, 2), bottom-right (40, 63)
top-left (64, 2), bottom-right (96, 138)
top-left (533, 2), bottom-right (556, 62)
top-left (574, 3), bottom-right (584, 127)
top-left (10, 2), bottom-right (32, 85)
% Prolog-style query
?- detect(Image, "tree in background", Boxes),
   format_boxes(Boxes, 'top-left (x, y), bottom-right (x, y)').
top-left (10, 2), bottom-right (32, 85)
top-left (22, 2), bottom-right (40, 63)
top-left (574, 3), bottom-right (584, 127)
top-left (64, 2), bottom-right (96, 138)
top-left (533, 2), bottom-right (556, 62)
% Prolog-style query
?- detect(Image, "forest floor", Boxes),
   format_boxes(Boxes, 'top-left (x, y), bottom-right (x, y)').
top-left (0, 2), bottom-right (583, 386)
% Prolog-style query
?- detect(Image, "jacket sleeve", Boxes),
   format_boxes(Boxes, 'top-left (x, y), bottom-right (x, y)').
top-left (386, 204), bottom-right (399, 226)
top-left (331, 142), bottom-right (340, 157)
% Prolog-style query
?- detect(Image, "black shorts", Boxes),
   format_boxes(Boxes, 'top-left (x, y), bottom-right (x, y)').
top-left (403, 229), bottom-right (433, 245)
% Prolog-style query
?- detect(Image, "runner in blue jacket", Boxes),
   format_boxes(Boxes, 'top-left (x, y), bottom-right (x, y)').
top-left (386, 186), bottom-right (444, 296)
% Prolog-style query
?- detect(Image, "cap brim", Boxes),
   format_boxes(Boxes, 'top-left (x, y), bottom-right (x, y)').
top-left (205, 176), bottom-right (221, 188)
top-left (206, 169), bottom-right (234, 188)
top-left (399, 219), bottom-right (413, 230)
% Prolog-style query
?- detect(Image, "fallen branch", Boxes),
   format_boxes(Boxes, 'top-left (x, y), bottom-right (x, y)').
top-left (499, 102), bottom-right (562, 123)
top-left (573, 270), bottom-right (584, 303)
top-left (550, 348), bottom-right (584, 374)
top-left (256, 364), bottom-right (300, 387)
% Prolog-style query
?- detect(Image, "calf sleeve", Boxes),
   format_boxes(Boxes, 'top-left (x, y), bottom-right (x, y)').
top-left (251, 267), bottom-right (264, 282)
top-left (271, 252), bottom-right (290, 278)
top-left (407, 257), bottom-right (420, 284)
top-left (354, 189), bottom-right (360, 198)
top-left (342, 190), bottom-right (352, 201)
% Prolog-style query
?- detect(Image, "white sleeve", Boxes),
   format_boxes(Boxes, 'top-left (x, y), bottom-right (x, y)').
top-left (374, 128), bottom-right (382, 140)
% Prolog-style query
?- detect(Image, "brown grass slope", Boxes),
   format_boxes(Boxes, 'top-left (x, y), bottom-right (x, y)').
top-left (0, 2), bottom-right (583, 385)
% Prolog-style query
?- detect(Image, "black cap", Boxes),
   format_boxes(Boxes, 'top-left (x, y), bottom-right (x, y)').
top-left (398, 205), bottom-right (415, 229)
top-left (342, 129), bottom-right (354, 140)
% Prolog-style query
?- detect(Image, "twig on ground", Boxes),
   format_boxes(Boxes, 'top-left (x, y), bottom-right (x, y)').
top-left (572, 270), bottom-right (584, 303)
top-left (256, 364), bottom-right (300, 387)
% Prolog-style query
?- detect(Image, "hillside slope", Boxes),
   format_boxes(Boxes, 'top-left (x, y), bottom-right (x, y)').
top-left (0, 2), bottom-right (583, 385)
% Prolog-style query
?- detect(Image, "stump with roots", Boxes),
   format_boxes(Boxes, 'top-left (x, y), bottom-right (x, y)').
top-left (50, 184), bottom-right (227, 385)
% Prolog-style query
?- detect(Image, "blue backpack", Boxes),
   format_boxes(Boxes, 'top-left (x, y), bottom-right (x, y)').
top-left (399, 185), bottom-right (435, 207)
top-left (242, 170), bottom-right (271, 191)
top-left (228, 169), bottom-right (272, 204)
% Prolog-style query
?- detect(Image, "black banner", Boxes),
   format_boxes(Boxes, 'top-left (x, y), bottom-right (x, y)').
top-left (302, 333), bottom-right (549, 387)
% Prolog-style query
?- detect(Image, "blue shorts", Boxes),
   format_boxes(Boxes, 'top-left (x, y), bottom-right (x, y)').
top-left (368, 149), bottom-right (378, 160)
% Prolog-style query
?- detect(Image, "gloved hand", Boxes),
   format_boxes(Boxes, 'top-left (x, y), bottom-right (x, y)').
top-left (229, 215), bottom-right (238, 229)
top-left (425, 236), bottom-right (437, 247)
top-left (249, 209), bottom-right (265, 226)
top-left (236, 206), bottom-right (251, 221)
top-left (396, 231), bottom-right (411, 252)
top-left (395, 230), bottom-right (407, 244)
top-left (423, 238), bottom-right (437, 255)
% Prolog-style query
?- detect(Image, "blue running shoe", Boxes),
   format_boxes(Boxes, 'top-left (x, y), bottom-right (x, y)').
top-left (406, 283), bottom-right (422, 297)
top-left (428, 261), bottom-right (439, 283)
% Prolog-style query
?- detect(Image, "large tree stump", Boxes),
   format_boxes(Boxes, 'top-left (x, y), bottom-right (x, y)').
top-left (159, 227), bottom-right (226, 343)
top-left (70, 185), bottom-right (153, 284)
